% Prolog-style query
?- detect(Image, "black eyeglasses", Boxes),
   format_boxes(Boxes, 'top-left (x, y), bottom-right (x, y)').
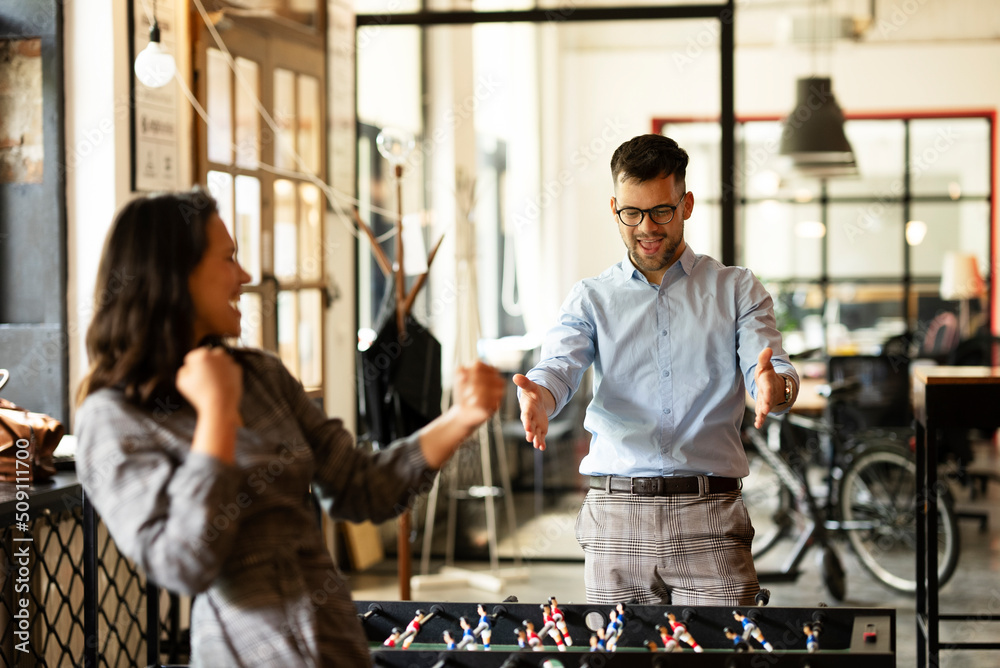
top-left (614, 192), bottom-right (687, 227)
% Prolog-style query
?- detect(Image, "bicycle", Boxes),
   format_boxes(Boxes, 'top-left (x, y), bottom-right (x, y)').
top-left (740, 378), bottom-right (961, 600)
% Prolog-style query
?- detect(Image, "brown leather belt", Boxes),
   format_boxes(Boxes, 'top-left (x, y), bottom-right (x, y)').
top-left (589, 475), bottom-right (741, 496)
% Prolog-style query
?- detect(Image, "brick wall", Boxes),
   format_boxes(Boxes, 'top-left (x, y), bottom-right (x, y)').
top-left (0, 38), bottom-right (44, 184)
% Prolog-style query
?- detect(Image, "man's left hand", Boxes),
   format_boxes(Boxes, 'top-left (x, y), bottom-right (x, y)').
top-left (753, 347), bottom-right (786, 429)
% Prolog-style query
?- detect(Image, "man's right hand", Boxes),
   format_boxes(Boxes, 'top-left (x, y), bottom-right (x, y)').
top-left (512, 374), bottom-right (554, 451)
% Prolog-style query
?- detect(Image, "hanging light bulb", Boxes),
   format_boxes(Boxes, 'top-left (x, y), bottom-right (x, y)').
top-left (905, 220), bottom-right (928, 246)
top-left (376, 128), bottom-right (415, 168)
top-left (134, 2), bottom-right (176, 88)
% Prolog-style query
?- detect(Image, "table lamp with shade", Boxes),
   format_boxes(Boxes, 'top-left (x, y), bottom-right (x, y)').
top-left (940, 251), bottom-right (985, 340)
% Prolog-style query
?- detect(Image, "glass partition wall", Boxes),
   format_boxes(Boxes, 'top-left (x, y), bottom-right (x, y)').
top-left (355, 10), bottom-right (732, 559)
top-left (658, 114), bottom-right (994, 358)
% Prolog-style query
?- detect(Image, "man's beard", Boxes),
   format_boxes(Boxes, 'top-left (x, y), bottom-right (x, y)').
top-left (627, 226), bottom-right (683, 276)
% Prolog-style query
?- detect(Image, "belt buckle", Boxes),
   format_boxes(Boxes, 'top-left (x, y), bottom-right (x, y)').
top-left (697, 475), bottom-right (709, 498)
top-left (631, 477), bottom-right (661, 495)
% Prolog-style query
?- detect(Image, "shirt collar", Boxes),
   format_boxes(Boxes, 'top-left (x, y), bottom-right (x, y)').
top-left (618, 244), bottom-right (697, 283)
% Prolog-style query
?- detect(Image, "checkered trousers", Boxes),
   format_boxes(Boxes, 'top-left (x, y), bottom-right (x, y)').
top-left (575, 488), bottom-right (759, 606)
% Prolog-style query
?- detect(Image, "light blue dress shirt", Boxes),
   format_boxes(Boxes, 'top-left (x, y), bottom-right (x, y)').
top-left (526, 245), bottom-right (797, 479)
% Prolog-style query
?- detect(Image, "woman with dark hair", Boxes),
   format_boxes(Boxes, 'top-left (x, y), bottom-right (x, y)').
top-left (75, 191), bottom-right (505, 667)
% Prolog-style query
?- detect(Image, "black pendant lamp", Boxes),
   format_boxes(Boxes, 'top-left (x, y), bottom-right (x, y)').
top-left (780, 76), bottom-right (858, 177)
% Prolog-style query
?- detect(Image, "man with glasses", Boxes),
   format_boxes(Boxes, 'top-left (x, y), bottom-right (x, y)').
top-left (514, 134), bottom-right (798, 606)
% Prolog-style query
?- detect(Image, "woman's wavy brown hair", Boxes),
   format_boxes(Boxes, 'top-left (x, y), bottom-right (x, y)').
top-left (77, 190), bottom-right (220, 407)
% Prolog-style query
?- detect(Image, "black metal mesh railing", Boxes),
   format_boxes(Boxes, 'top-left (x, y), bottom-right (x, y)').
top-left (0, 477), bottom-right (183, 668)
top-left (1, 507), bottom-right (87, 666)
top-left (94, 521), bottom-right (146, 667)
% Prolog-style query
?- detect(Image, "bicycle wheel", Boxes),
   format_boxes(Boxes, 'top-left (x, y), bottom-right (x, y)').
top-left (839, 443), bottom-right (960, 593)
top-left (742, 439), bottom-right (795, 559)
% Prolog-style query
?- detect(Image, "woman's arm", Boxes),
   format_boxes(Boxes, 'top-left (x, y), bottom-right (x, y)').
top-left (178, 346), bottom-right (244, 464)
top-left (75, 394), bottom-right (244, 596)
top-left (418, 362), bottom-right (505, 469)
top-left (277, 355), bottom-right (504, 524)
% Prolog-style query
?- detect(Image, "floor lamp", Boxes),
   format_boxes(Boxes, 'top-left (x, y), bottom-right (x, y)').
top-left (940, 251), bottom-right (984, 341)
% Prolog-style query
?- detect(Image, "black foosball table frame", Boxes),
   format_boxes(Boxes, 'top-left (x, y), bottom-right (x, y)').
top-left (358, 599), bottom-right (895, 667)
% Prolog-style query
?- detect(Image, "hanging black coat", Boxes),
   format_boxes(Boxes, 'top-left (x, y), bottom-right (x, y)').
top-left (357, 292), bottom-right (442, 448)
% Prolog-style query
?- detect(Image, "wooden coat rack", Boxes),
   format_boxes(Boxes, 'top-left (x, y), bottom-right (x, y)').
top-left (353, 163), bottom-right (444, 600)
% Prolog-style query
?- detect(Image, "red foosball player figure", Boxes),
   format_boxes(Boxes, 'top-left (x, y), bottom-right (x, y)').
top-left (732, 611), bottom-right (774, 652)
top-left (383, 627), bottom-right (402, 648)
top-left (723, 626), bottom-right (752, 653)
top-left (665, 611), bottom-right (704, 652)
top-left (539, 603), bottom-right (568, 651)
top-left (456, 616), bottom-right (476, 650)
top-left (548, 596), bottom-right (572, 646)
top-left (473, 604), bottom-right (493, 651)
top-left (522, 620), bottom-right (543, 651)
top-left (399, 610), bottom-right (426, 649)
top-left (443, 630), bottom-right (457, 650)
top-left (654, 624), bottom-right (679, 652)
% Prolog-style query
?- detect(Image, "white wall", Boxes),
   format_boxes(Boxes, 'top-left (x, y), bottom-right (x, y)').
top-left (64, 0), bottom-right (133, 425)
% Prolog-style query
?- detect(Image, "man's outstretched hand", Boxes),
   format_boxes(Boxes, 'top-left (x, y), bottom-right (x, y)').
top-left (512, 374), bottom-right (555, 451)
top-left (753, 347), bottom-right (787, 429)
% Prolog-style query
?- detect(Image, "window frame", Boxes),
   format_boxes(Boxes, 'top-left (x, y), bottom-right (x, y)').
top-left (194, 13), bottom-right (328, 395)
top-left (653, 111), bottom-right (996, 353)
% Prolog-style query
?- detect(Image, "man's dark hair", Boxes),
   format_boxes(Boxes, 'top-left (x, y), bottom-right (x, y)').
top-left (610, 134), bottom-right (689, 187)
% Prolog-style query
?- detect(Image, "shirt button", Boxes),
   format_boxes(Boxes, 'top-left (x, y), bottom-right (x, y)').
top-left (663, 408), bottom-right (671, 415)
top-left (662, 370), bottom-right (670, 377)
top-left (661, 330), bottom-right (667, 336)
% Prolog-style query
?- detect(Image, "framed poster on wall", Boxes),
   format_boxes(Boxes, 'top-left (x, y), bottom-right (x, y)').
top-left (130, 0), bottom-right (180, 192)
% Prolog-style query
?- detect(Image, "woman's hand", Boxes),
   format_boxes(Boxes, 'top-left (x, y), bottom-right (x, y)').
top-left (176, 347), bottom-right (243, 419)
top-left (419, 361), bottom-right (505, 469)
top-left (451, 361), bottom-right (506, 430)
top-left (176, 347), bottom-right (243, 463)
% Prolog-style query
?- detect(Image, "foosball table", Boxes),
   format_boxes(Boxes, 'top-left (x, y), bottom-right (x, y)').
top-left (357, 597), bottom-right (895, 667)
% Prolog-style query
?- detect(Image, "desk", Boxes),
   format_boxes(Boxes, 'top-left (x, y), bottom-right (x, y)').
top-left (793, 376), bottom-right (828, 416)
top-left (912, 366), bottom-right (1000, 667)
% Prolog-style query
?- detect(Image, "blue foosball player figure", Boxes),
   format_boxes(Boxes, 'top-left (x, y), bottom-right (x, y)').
top-left (732, 610), bottom-right (774, 652)
top-left (473, 604), bottom-right (493, 651)
top-left (804, 623), bottom-right (819, 653)
top-left (604, 603), bottom-right (626, 651)
top-left (604, 609), bottom-right (621, 651)
top-left (456, 617), bottom-right (476, 650)
top-left (590, 628), bottom-right (606, 652)
top-left (443, 630), bottom-right (457, 650)
top-left (723, 627), bottom-right (753, 653)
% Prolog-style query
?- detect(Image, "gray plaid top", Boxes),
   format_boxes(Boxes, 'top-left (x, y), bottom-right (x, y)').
top-left (76, 349), bottom-right (434, 667)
